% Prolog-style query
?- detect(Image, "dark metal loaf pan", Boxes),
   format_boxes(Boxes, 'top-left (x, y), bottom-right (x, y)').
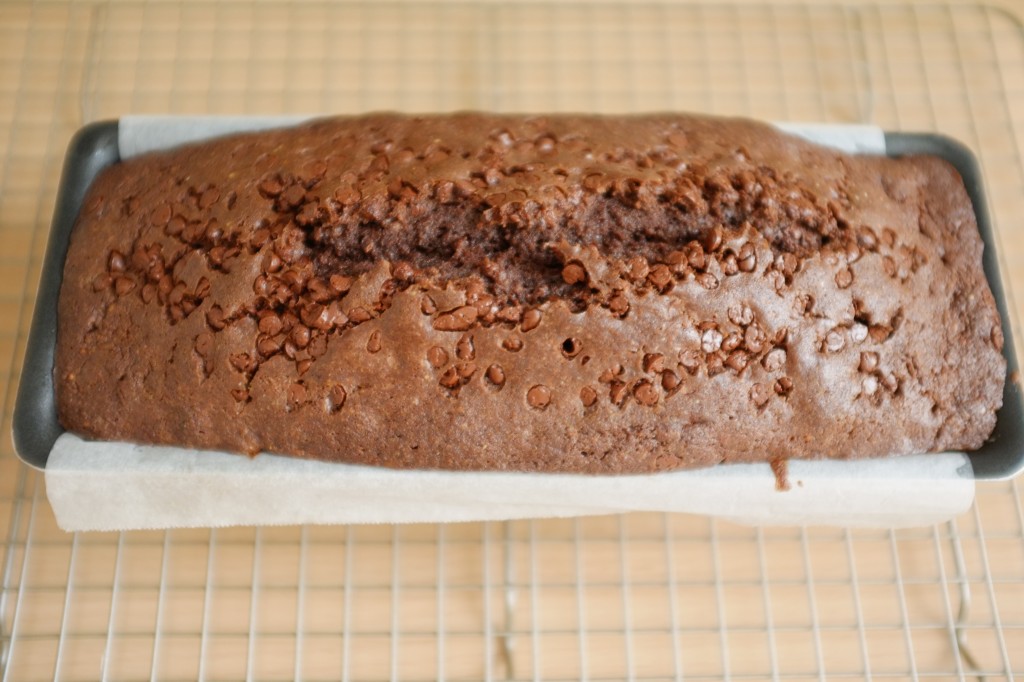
top-left (12, 121), bottom-right (1024, 479)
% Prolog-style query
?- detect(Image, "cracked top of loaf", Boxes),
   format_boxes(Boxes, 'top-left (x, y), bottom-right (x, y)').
top-left (56, 113), bottom-right (1006, 472)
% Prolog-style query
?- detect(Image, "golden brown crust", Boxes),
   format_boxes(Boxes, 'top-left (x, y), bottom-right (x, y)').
top-left (55, 113), bottom-right (1006, 472)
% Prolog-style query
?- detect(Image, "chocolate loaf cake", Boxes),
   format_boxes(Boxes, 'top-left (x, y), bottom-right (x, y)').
top-left (56, 113), bottom-right (1006, 472)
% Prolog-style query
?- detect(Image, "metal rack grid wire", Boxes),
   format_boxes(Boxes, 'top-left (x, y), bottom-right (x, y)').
top-left (1, 0), bottom-right (1023, 679)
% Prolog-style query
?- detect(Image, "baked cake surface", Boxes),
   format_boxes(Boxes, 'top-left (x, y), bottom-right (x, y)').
top-left (56, 113), bottom-right (1006, 472)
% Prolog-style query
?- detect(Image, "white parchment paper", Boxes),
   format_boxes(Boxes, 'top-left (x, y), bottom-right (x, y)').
top-left (44, 115), bottom-right (972, 531)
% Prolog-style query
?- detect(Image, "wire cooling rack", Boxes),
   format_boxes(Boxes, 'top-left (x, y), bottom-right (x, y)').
top-left (1, 1), bottom-right (1024, 679)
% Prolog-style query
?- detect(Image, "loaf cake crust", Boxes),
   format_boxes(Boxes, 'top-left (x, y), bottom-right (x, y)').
top-left (56, 114), bottom-right (1006, 472)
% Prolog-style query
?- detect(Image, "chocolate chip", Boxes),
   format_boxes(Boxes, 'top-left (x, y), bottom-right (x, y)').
top-left (308, 333), bottom-right (328, 359)
top-left (503, 336), bottom-right (524, 352)
top-left (661, 370), bottom-right (680, 392)
top-left (835, 267), bottom-right (854, 289)
top-left (287, 382), bottom-right (307, 408)
top-left (859, 351), bottom-right (880, 373)
top-left (417, 295), bottom-right (438, 317)
top-left (329, 274), bottom-right (353, 295)
top-left (199, 187), bottom-right (220, 209)
top-left (257, 335), bottom-right (281, 358)
top-left (456, 361), bottom-right (477, 380)
top-left (737, 243), bottom-right (757, 272)
top-left (845, 242), bottom-right (862, 264)
top-left (348, 307), bottom-right (372, 324)
top-left (582, 173), bottom-right (603, 192)
top-left (882, 227), bottom-right (897, 248)
top-left (439, 366), bottom-right (461, 389)
top-left (150, 204), bottom-right (172, 227)
top-left (427, 346), bottom-right (449, 368)
top-left (334, 186), bottom-right (361, 205)
top-left (647, 264), bottom-right (674, 293)
top-left (702, 226), bottom-right (723, 252)
top-left (706, 352), bottom-right (726, 376)
top-left (306, 278), bottom-right (333, 303)
top-left (229, 352), bottom-right (254, 373)
top-left (250, 226), bottom-right (271, 249)
top-left (108, 250), bottom-right (126, 273)
top-left (366, 330), bottom-right (382, 353)
top-left (535, 135), bottom-right (556, 153)
top-left (725, 350), bottom-right (749, 372)
top-left (562, 262), bottom-right (587, 285)
top-left (433, 305), bottom-right (479, 332)
top-left (762, 348), bottom-right (787, 372)
top-left (696, 273), bottom-right (719, 290)
top-left (608, 380), bottom-right (629, 406)
top-left (262, 251), bottom-right (283, 274)
top-left (157, 275), bottom-right (173, 301)
top-left (290, 324), bottom-right (311, 349)
top-left (868, 324), bottom-right (892, 343)
top-left (252, 275), bottom-right (270, 298)
top-left (165, 216), bottom-right (186, 238)
top-left (258, 174), bottom-right (285, 198)
top-left (390, 261), bottom-right (415, 282)
top-left (300, 303), bottom-right (324, 329)
top-left (679, 349), bottom-right (701, 374)
top-left (722, 333), bottom-right (742, 353)
top-left (625, 256), bottom-right (649, 283)
top-left (258, 312), bottom-right (284, 336)
top-left (824, 329), bottom-right (846, 353)
top-left (784, 253), bottom-right (802, 277)
top-left (194, 277), bottom-right (211, 300)
top-left (882, 256), bottom-right (897, 278)
top-left (524, 384), bottom-right (550, 410)
top-left (561, 338), bottom-right (582, 359)
top-left (721, 252), bottom-right (739, 276)
top-left (857, 226), bottom-right (878, 251)
top-left (325, 384), bottom-right (347, 413)
top-left (992, 324), bottom-right (1005, 351)
top-left (580, 385), bottom-right (598, 407)
top-left (744, 326), bottom-right (766, 354)
top-left (633, 380), bottom-right (659, 406)
top-left (608, 293), bottom-right (630, 317)
top-left (434, 181), bottom-right (455, 204)
top-left (665, 250), bottom-right (687, 267)
top-left (596, 364), bottom-right (622, 383)
top-left (701, 328), bottom-right (724, 353)
top-left (322, 302), bottom-right (348, 329)
top-left (485, 364), bottom-right (506, 388)
top-left (456, 333), bottom-right (475, 360)
top-left (280, 184), bottom-right (305, 209)
top-left (495, 306), bottom-right (522, 325)
top-left (521, 308), bottom-right (542, 332)
top-left (667, 131), bottom-right (688, 147)
top-left (194, 332), bottom-right (213, 358)
top-left (684, 241), bottom-right (706, 270)
top-left (643, 353), bottom-right (665, 373)
top-left (727, 304), bottom-right (754, 327)
top-left (750, 383), bottom-right (771, 408)
top-left (114, 276), bottom-right (136, 297)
